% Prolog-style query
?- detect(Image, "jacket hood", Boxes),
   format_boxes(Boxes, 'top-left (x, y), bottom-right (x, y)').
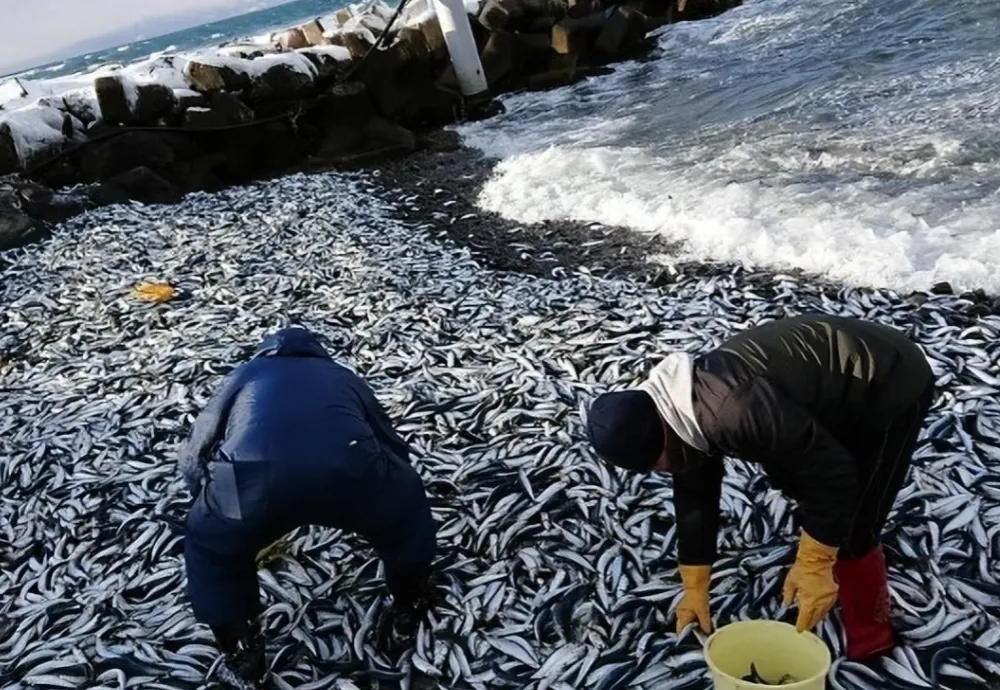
top-left (637, 352), bottom-right (710, 453)
top-left (252, 327), bottom-right (332, 360)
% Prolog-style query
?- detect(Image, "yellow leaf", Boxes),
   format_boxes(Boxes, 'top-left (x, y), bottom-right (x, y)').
top-left (131, 282), bottom-right (175, 304)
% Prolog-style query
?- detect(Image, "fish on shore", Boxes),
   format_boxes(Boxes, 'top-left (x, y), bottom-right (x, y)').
top-left (0, 172), bottom-right (998, 690)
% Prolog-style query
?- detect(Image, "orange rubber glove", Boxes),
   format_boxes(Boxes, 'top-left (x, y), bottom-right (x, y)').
top-left (782, 530), bottom-right (840, 633)
top-left (676, 565), bottom-right (713, 634)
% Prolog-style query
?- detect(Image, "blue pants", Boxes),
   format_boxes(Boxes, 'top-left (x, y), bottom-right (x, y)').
top-left (183, 492), bottom-right (279, 627)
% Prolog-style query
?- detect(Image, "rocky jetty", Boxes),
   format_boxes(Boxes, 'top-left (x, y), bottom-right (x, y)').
top-left (0, 0), bottom-right (740, 249)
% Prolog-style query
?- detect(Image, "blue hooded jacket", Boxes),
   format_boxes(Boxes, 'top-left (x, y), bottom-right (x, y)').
top-left (178, 327), bottom-right (436, 626)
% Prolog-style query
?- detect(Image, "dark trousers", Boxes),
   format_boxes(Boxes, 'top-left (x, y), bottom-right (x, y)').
top-left (837, 382), bottom-right (935, 560)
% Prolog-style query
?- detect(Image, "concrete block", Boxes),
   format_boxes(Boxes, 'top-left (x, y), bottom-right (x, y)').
top-left (94, 76), bottom-right (132, 126)
top-left (567, 0), bottom-right (601, 18)
top-left (551, 12), bottom-right (606, 55)
top-left (479, 0), bottom-right (514, 32)
top-left (595, 6), bottom-right (647, 56)
top-left (133, 83), bottom-right (178, 123)
top-left (277, 28), bottom-right (310, 51)
top-left (527, 65), bottom-right (580, 90)
top-left (247, 63), bottom-right (316, 102)
top-left (395, 26), bottom-right (433, 66)
top-left (299, 19), bottom-right (328, 45)
top-left (418, 17), bottom-right (449, 63)
top-left (326, 31), bottom-right (374, 60)
top-left (0, 125), bottom-right (18, 174)
top-left (187, 61), bottom-right (252, 92)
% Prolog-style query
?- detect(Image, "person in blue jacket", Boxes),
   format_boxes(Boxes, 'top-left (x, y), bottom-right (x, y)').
top-left (177, 326), bottom-right (437, 690)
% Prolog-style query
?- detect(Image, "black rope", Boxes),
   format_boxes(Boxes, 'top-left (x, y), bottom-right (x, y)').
top-left (22, 0), bottom-right (417, 178)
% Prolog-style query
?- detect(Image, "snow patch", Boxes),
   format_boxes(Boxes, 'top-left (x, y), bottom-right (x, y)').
top-left (186, 51), bottom-right (319, 79)
top-left (297, 45), bottom-right (352, 63)
top-left (119, 75), bottom-right (140, 110)
top-left (0, 79), bottom-right (29, 107)
top-left (126, 56), bottom-right (192, 90)
top-left (0, 104), bottom-right (74, 164)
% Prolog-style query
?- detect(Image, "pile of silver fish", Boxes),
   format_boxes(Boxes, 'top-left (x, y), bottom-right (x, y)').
top-left (1, 172), bottom-right (998, 690)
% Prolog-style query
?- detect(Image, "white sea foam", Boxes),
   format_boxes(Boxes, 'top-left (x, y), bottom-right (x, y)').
top-left (457, 0), bottom-right (1000, 294)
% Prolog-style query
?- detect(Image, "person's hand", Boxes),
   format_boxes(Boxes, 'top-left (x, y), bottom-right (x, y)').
top-left (782, 530), bottom-right (840, 632)
top-left (675, 565), bottom-right (713, 634)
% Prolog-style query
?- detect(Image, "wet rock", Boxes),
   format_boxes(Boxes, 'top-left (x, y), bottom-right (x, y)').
top-left (95, 76), bottom-right (178, 126)
top-left (175, 90), bottom-right (207, 112)
top-left (417, 16), bottom-right (448, 62)
top-left (481, 31), bottom-right (551, 90)
top-left (62, 90), bottom-right (99, 126)
top-left (94, 76), bottom-right (133, 126)
top-left (182, 106), bottom-right (228, 129)
top-left (931, 281), bottom-right (954, 296)
top-left (0, 207), bottom-right (39, 250)
top-left (552, 12), bottom-right (608, 55)
top-left (300, 50), bottom-right (350, 82)
top-left (625, 0), bottom-right (674, 18)
top-left (0, 175), bottom-right (88, 249)
top-left (186, 61), bottom-right (252, 93)
top-left (247, 63), bottom-right (316, 102)
top-left (0, 125), bottom-right (18, 175)
top-left (676, 0), bottom-right (738, 21)
top-left (91, 166), bottom-right (182, 206)
top-left (527, 15), bottom-right (558, 31)
top-left (594, 6), bottom-right (648, 57)
top-left (568, 0), bottom-right (603, 18)
top-left (479, 0), bottom-right (515, 31)
top-left (314, 113), bottom-right (417, 168)
top-left (527, 64), bottom-right (582, 90)
top-left (326, 30), bottom-right (375, 60)
top-left (395, 26), bottom-right (433, 66)
top-left (133, 83), bottom-right (178, 123)
top-left (314, 81), bottom-right (375, 121)
top-left (205, 91), bottom-right (255, 125)
top-left (417, 129), bottom-right (462, 153)
top-left (176, 155), bottom-right (227, 192)
top-left (80, 132), bottom-right (197, 181)
top-left (354, 43), bottom-right (448, 124)
top-left (481, 32), bottom-right (528, 89)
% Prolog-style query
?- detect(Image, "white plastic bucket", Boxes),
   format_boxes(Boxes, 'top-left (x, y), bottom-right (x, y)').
top-left (704, 620), bottom-right (832, 690)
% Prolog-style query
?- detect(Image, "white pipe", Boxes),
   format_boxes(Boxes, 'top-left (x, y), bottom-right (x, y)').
top-left (430, 0), bottom-right (489, 98)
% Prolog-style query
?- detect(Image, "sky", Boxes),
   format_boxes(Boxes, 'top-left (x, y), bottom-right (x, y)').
top-left (0, 0), bottom-right (287, 74)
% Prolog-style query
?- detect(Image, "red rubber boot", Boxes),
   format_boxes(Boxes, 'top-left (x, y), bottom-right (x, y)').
top-left (833, 546), bottom-right (895, 660)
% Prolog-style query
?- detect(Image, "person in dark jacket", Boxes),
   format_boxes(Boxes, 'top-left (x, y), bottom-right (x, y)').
top-left (585, 314), bottom-right (935, 661)
top-left (177, 326), bottom-right (437, 690)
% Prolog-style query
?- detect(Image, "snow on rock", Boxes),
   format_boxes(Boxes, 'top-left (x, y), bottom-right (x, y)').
top-left (216, 44), bottom-right (280, 59)
top-left (296, 45), bottom-right (353, 63)
top-left (126, 56), bottom-right (192, 91)
top-left (0, 0), bottom-right (416, 170)
top-left (120, 75), bottom-right (140, 111)
top-left (0, 104), bottom-right (78, 166)
top-left (187, 51), bottom-right (318, 82)
top-left (61, 87), bottom-right (100, 125)
top-left (0, 79), bottom-right (29, 108)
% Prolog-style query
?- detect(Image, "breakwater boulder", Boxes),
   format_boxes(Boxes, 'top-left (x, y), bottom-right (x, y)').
top-left (0, 0), bottom-right (742, 244)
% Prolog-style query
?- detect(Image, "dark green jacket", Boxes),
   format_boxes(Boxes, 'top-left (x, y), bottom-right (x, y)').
top-left (674, 314), bottom-right (934, 564)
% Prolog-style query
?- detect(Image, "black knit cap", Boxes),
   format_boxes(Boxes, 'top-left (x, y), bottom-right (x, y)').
top-left (586, 390), bottom-right (664, 473)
